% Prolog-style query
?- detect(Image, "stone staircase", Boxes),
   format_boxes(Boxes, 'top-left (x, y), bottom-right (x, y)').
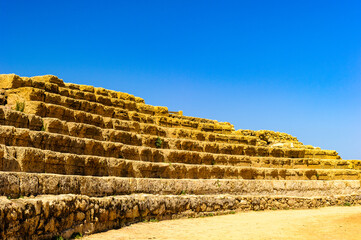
top-left (0, 74), bottom-right (360, 239)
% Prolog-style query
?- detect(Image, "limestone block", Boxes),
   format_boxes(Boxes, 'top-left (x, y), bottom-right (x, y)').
top-left (117, 92), bottom-right (136, 102)
top-left (155, 106), bottom-right (168, 116)
top-left (0, 74), bottom-right (23, 89)
top-left (31, 75), bottom-right (65, 87)
top-left (78, 85), bottom-right (94, 93)
top-left (135, 96), bottom-right (145, 103)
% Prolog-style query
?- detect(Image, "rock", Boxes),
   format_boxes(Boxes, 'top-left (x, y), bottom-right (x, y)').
top-left (76, 212), bottom-right (85, 221)
top-left (0, 74), bottom-right (23, 89)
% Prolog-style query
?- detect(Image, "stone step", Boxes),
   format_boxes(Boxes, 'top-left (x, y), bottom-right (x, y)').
top-left (1, 74), bottom-right (231, 127)
top-left (1, 171), bottom-right (361, 198)
top-left (1, 193), bottom-right (360, 239)
top-left (7, 89), bottom-right (341, 158)
top-left (42, 117), bottom-right (257, 151)
top-left (0, 106), bottom-right (257, 146)
top-left (0, 125), bottom-right (344, 170)
top-left (0, 106), bottom-right (44, 131)
top-left (0, 74), bottom-right (142, 102)
top-left (3, 98), bottom-right (340, 161)
top-left (1, 140), bottom-right (358, 179)
top-left (42, 117), bottom-right (343, 161)
top-left (1, 102), bottom-right (339, 159)
top-left (34, 120), bottom-right (357, 168)
top-left (0, 106), bottom-right (259, 156)
top-left (0, 74), bottom-right (344, 158)
top-left (6, 87), bottom-right (233, 134)
top-left (23, 101), bottom-right (340, 159)
top-left (42, 117), bottom-right (342, 160)
top-left (1, 145), bottom-right (360, 180)
top-left (0, 124), bottom-right (267, 163)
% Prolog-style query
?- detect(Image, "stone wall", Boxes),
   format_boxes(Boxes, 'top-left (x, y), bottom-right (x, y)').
top-left (1, 172), bottom-right (361, 199)
top-left (1, 193), bottom-right (361, 240)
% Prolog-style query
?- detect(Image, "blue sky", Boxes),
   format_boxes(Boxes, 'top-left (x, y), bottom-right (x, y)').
top-left (1, 0), bottom-right (360, 159)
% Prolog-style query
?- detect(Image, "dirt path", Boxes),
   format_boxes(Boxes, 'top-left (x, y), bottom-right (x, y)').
top-left (83, 206), bottom-right (361, 240)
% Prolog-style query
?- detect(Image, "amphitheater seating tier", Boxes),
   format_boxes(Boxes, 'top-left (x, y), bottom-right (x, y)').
top-left (0, 74), bottom-right (358, 239)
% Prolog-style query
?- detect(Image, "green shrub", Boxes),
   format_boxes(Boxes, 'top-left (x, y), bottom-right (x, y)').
top-left (41, 120), bottom-right (46, 131)
top-left (143, 218), bottom-right (159, 223)
top-left (51, 236), bottom-right (64, 240)
top-left (70, 232), bottom-right (83, 239)
top-left (15, 101), bottom-right (25, 112)
top-left (7, 195), bottom-right (24, 199)
top-left (155, 137), bottom-right (162, 148)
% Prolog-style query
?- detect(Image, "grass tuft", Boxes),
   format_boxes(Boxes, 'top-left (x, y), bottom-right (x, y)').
top-left (155, 137), bottom-right (163, 148)
top-left (15, 101), bottom-right (25, 112)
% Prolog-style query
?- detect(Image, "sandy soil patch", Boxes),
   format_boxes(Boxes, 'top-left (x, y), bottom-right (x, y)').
top-left (83, 206), bottom-right (361, 240)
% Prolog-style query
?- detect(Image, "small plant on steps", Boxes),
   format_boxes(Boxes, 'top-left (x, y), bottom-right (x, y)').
top-left (155, 137), bottom-right (163, 148)
top-left (15, 101), bottom-right (25, 112)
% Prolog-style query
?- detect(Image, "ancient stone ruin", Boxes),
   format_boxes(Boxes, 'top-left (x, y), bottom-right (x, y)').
top-left (0, 74), bottom-right (360, 239)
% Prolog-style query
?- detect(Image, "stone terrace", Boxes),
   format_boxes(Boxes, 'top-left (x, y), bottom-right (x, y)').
top-left (0, 74), bottom-right (360, 239)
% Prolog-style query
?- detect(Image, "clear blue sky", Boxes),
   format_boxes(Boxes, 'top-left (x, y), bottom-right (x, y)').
top-left (1, 1), bottom-right (360, 159)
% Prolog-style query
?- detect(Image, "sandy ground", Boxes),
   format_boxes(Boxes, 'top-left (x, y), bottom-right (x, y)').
top-left (83, 206), bottom-right (361, 240)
